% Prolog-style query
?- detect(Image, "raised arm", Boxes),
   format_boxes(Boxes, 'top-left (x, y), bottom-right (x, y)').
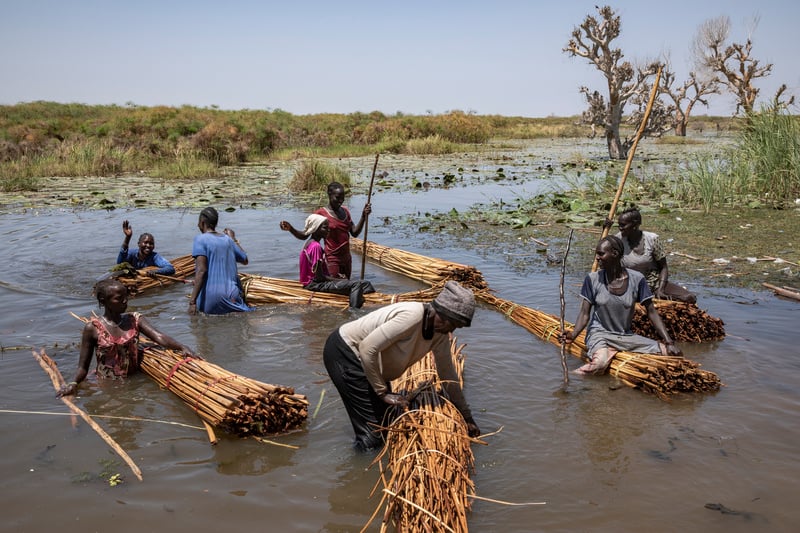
top-left (280, 220), bottom-right (309, 240)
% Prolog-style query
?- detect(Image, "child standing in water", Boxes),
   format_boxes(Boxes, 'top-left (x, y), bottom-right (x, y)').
top-left (58, 278), bottom-right (195, 397)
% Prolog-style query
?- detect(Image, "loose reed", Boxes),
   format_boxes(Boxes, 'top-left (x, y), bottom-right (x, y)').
top-left (240, 273), bottom-right (442, 308)
top-left (351, 238), bottom-right (488, 291)
top-left (478, 292), bottom-right (722, 400)
top-left (116, 255), bottom-right (195, 296)
top-left (365, 339), bottom-right (478, 532)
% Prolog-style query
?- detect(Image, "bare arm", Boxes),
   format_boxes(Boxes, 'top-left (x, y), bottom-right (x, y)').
top-left (57, 323), bottom-right (97, 397)
top-left (189, 255), bottom-right (208, 314)
top-left (561, 299), bottom-right (592, 344)
top-left (349, 203), bottom-right (371, 237)
top-left (643, 300), bottom-right (681, 355)
top-left (654, 257), bottom-right (669, 298)
top-left (138, 316), bottom-right (195, 356)
top-left (279, 220), bottom-right (308, 240)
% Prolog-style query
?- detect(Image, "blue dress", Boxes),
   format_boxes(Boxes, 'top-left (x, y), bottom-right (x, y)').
top-left (117, 248), bottom-right (175, 276)
top-left (192, 232), bottom-right (253, 314)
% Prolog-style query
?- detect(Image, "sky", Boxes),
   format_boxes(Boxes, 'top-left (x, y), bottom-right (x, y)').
top-left (1, 0), bottom-right (798, 118)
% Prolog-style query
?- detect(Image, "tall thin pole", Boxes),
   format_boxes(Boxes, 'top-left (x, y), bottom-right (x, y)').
top-left (559, 229), bottom-right (574, 388)
top-left (593, 66), bottom-right (663, 272)
top-left (360, 153), bottom-right (380, 280)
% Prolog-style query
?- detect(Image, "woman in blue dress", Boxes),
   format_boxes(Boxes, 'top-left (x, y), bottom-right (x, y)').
top-left (188, 207), bottom-right (253, 315)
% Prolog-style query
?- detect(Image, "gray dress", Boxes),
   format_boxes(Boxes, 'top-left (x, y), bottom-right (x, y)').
top-left (580, 269), bottom-right (662, 357)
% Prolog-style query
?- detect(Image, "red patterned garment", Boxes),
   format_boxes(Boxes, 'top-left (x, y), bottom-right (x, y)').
top-left (90, 312), bottom-right (143, 378)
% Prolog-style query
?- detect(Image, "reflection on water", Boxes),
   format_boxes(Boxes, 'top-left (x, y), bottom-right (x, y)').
top-left (1, 203), bottom-right (799, 532)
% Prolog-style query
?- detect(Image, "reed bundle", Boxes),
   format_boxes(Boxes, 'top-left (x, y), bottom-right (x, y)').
top-left (116, 255), bottom-right (195, 296)
top-left (354, 239), bottom-right (724, 343)
top-left (632, 300), bottom-right (726, 342)
top-left (477, 292), bottom-right (721, 400)
top-left (140, 345), bottom-right (308, 436)
top-left (366, 339), bottom-right (477, 532)
top-left (351, 238), bottom-right (488, 291)
top-left (240, 273), bottom-right (442, 308)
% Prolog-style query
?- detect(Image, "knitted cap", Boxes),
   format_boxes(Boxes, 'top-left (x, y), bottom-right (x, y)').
top-left (431, 281), bottom-right (475, 327)
top-left (303, 214), bottom-right (327, 236)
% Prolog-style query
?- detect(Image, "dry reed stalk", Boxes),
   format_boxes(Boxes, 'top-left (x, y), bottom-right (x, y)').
top-left (477, 292), bottom-right (722, 400)
top-left (350, 238), bottom-right (488, 291)
top-left (32, 348), bottom-right (143, 481)
top-left (240, 273), bottom-right (442, 308)
top-left (117, 255), bottom-right (195, 296)
top-left (365, 339), bottom-right (478, 532)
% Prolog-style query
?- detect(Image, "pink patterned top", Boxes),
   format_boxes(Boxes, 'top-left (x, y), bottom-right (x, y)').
top-left (90, 312), bottom-right (143, 378)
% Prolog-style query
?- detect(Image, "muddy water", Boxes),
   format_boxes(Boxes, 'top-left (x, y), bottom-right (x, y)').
top-left (1, 179), bottom-right (799, 532)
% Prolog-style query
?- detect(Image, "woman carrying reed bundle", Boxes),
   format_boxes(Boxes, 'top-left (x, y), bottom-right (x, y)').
top-left (560, 236), bottom-right (681, 375)
top-left (58, 278), bottom-right (195, 397)
top-left (323, 281), bottom-right (480, 451)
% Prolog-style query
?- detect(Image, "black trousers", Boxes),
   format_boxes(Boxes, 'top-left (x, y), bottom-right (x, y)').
top-left (305, 279), bottom-right (375, 308)
top-left (323, 328), bottom-right (390, 451)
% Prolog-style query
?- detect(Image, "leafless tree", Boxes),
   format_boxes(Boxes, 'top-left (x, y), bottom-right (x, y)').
top-left (692, 15), bottom-right (772, 116)
top-left (658, 62), bottom-right (721, 136)
top-left (564, 5), bottom-right (661, 159)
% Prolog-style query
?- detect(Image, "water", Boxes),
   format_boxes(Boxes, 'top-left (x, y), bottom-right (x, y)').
top-left (1, 189), bottom-right (799, 532)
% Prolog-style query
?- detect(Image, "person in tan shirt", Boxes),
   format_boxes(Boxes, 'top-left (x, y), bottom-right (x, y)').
top-left (323, 281), bottom-right (480, 451)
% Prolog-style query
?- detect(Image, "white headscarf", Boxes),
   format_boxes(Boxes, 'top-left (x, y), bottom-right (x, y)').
top-left (303, 214), bottom-right (327, 236)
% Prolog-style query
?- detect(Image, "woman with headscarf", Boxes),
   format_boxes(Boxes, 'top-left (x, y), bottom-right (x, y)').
top-left (287, 213), bottom-right (375, 308)
top-left (323, 280), bottom-right (480, 451)
top-left (189, 207), bottom-right (253, 315)
top-left (279, 182), bottom-right (371, 279)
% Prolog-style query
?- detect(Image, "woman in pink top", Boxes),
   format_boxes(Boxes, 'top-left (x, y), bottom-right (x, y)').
top-left (58, 278), bottom-right (195, 397)
top-left (279, 182), bottom-right (371, 279)
top-left (285, 214), bottom-right (374, 308)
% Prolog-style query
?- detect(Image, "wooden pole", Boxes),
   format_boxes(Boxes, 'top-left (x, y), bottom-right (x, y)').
top-left (592, 66), bottom-right (663, 272)
top-left (559, 229), bottom-right (574, 388)
top-left (360, 153), bottom-right (380, 280)
top-left (32, 349), bottom-right (143, 481)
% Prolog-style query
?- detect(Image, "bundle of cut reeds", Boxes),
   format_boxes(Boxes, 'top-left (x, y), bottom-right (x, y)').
top-left (478, 292), bottom-right (721, 400)
top-left (141, 345), bottom-right (308, 436)
top-left (351, 237), bottom-right (488, 291)
top-left (354, 238), bottom-right (724, 342)
top-left (366, 339), bottom-right (477, 532)
top-left (632, 300), bottom-right (726, 342)
top-left (116, 254), bottom-right (195, 296)
top-left (240, 273), bottom-right (442, 308)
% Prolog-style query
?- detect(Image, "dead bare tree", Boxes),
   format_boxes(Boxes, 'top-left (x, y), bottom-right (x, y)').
top-left (692, 15), bottom-right (772, 116)
top-left (564, 5), bottom-right (660, 159)
top-left (659, 63), bottom-right (721, 136)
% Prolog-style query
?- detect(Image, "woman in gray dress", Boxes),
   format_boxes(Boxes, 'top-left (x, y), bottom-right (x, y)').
top-left (560, 235), bottom-right (682, 375)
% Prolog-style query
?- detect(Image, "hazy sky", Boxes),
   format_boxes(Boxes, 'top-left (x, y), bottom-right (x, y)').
top-left (2, 0), bottom-right (797, 117)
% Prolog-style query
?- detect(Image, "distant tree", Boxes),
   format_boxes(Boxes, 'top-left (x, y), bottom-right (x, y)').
top-left (658, 61), bottom-right (721, 136)
top-left (692, 16), bottom-right (773, 116)
top-left (564, 5), bottom-right (661, 159)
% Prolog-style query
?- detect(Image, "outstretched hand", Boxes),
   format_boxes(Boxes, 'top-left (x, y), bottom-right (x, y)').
top-left (279, 220), bottom-right (292, 231)
top-left (122, 220), bottom-right (133, 238)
